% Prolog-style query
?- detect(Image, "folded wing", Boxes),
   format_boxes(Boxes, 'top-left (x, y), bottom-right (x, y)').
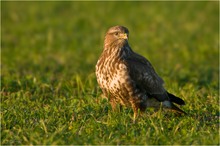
top-left (126, 52), bottom-right (168, 101)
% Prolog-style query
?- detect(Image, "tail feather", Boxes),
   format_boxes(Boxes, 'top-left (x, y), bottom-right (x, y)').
top-left (162, 101), bottom-right (187, 115)
top-left (170, 102), bottom-right (187, 114)
top-left (167, 92), bottom-right (185, 105)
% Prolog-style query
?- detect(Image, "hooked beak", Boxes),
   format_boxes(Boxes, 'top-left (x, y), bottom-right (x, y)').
top-left (119, 33), bottom-right (128, 40)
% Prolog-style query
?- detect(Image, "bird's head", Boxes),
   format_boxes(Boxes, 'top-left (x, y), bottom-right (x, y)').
top-left (104, 25), bottom-right (129, 49)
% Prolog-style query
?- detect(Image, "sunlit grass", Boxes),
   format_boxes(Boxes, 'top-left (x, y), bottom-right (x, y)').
top-left (1, 1), bottom-right (219, 145)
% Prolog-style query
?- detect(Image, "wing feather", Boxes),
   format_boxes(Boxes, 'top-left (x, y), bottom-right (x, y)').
top-left (125, 51), bottom-right (167, 97)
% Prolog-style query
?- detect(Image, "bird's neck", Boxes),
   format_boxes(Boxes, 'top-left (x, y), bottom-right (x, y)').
top-left (104, 41), bottom-right (132, 59)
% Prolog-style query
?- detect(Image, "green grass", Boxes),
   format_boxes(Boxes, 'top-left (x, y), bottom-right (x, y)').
top-left (1, 1), bottom-right (219, 145)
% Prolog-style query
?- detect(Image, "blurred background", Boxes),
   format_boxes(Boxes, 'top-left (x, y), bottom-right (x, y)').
top-left (1, 1), bottom-right (219, 145)
top-left (2, 1), bottom-right (219, 91)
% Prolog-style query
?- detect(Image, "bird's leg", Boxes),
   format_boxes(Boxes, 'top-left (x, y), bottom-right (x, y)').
top-left (133, 112), bottom-right (137, 123)
top-left (109, 98), bottom-right (117, 112)
top-left (131, 104), bottom-right (139, 123)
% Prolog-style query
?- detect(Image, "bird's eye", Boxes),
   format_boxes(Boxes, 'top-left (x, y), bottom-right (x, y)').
top-left (115, 32), bottom-right (119, 36)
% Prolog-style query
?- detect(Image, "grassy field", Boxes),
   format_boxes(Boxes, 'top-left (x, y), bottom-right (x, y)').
top-left (1, 1), bottom-right (219, 145)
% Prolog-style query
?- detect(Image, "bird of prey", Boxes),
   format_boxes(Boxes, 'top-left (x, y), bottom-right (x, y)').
top-left (95, 25), bottom-right (186, 121)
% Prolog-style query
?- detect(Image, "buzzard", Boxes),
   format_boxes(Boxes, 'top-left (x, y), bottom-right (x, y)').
top-left (96, 25), bottom-right (186, 121)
